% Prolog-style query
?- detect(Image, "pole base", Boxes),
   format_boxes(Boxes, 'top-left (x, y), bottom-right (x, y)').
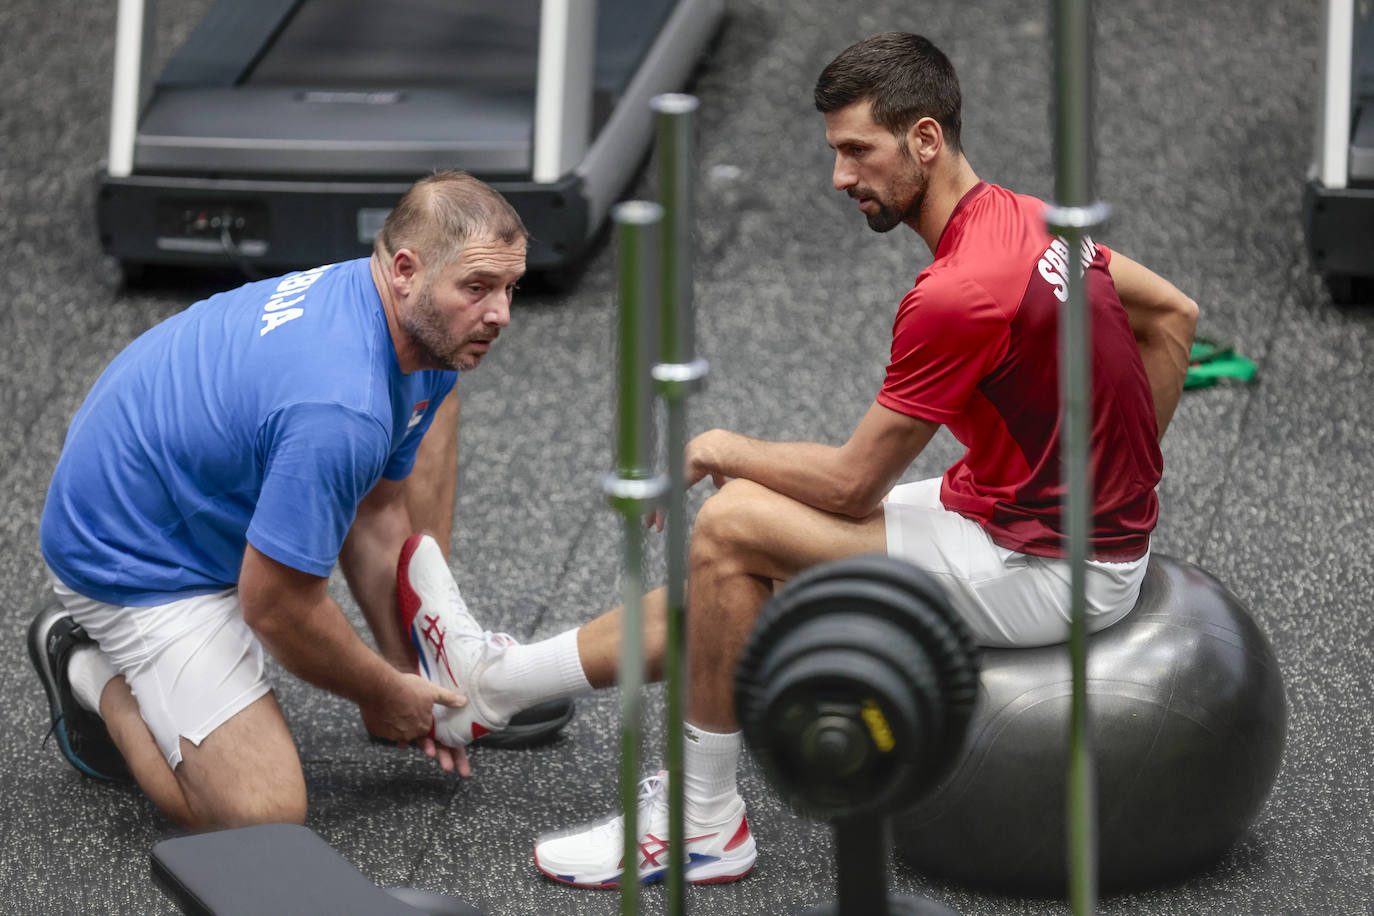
top-left (796, 894), bottom-right (959, 916)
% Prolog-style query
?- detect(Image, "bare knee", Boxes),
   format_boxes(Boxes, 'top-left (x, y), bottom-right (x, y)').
top-left (172, 696), bottom-right (308, 832)
top-left (180, 782), bottom-right (307, 833)
top-left (692, 479), bottom-right (776, 564)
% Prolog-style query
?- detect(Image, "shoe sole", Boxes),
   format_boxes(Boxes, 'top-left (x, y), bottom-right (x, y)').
top-left (27, 605), bottom-right (71, 730)
top-left (471, 698), bottom-right (574, 749)
top-left (395, 533), bottom-right (429, 641)
top-left (533, 850), bottom-right (755, 888)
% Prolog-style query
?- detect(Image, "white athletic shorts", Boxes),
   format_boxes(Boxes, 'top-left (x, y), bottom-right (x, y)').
top-left (883, 479), bottom-right (1149, 648)
top-left (49, 571), bottom-right (271, 769)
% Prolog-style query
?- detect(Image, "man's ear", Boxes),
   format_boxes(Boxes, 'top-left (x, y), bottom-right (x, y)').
top-left (906, 116), bottom-right (943, 164)
top-left (391, 248), bottom-right (422, 295)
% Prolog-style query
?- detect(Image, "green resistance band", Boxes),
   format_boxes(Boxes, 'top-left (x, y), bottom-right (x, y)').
top-left (1185, 337), bottom-right (1257, 390)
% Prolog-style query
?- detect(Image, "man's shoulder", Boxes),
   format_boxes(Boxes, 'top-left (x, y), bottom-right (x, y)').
top-left (905, 261), bottom-right (999, 314)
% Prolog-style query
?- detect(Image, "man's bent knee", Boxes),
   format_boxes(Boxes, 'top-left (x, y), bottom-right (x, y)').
top-left (182, 784), bottom-right (307, 833)
top-left (173, 693), bottom-right (308, 832)
top-left (692, 478), bottom-right (889, 585)
top-left (693, 479), bottom-right (786, 557)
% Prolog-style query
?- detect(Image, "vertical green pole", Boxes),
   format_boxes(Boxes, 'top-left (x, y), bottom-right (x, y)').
top-left (1048, 1), bottom-right (1107, 913)
top-left (651, 91), bottom-right (708, 916)
top-left (605, 201), bottom-right (668, 916)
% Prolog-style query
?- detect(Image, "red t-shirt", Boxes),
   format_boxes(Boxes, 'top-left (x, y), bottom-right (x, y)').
top-left (876, 182), bottom-right (1160, 561)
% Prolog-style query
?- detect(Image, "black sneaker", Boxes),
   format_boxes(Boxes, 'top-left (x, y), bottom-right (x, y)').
top-left (470, 697), bottom-right (575, 750)
top-left (27, 605), bottom-right (132, 783)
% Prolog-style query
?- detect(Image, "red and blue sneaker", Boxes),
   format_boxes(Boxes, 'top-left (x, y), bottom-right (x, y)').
top-left (397, 533), bottom-right (519, 747)
top-left (534, 771), bottom-right (756, 888)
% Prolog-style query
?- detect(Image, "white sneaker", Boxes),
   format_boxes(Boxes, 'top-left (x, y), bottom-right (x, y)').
top-left (397, 533), bottom-right (513, 746)
top-left (534, 771), bottom-right (756, 888)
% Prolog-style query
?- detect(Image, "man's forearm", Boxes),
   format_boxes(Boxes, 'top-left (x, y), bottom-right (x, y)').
top-left (693, 406), bottom-right (939, 518)
top-left (248, 587), bottom-right (399, 706)
top-left (1137, 313), bottom-right (1195, 440)
top-left (696, 430), bottom-right (859, 516)
top-left (1107, 251), bottom-right (1199, 440)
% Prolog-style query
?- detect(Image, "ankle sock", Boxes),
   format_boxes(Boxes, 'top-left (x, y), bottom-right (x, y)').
top-left (479, 628), bottom-right (591, 722)
top-left (66, 644), bottom-right (117, 716)
top-left (683, 722), bottom-right (743, 823)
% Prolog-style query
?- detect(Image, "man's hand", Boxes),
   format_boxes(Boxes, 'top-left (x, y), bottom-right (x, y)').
top-left (684, 429), bottom-right (731, 490)
top-left (418, 735), bottom-right (472, 778)
top-left (361, 671), bottom-right (470, 773)
top-left (646, 429), bottom-right (732, 532)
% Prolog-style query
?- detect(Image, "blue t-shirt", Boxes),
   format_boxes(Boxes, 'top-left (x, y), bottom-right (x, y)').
top-left (40, 258), bottom-right (456, 606)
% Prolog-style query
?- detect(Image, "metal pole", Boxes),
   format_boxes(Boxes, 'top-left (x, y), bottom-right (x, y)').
top-left (108, 0), bottom-right (152, 178)
top-left (532, 0), bottom-right (595, 182)
top-left (604, 201), bottom-right (668, 916)
top-left (1047, 1), bottom-right (1108, 913)
top-left (650, 92), bottom-right (709, 916)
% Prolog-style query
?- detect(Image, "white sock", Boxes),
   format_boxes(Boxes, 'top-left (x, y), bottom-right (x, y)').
top-left (478, 628), bottom-right (591, 722)
top-left (683, 722), bottom-right (742, 823)
top-left (66, 644), bottom-right (117, 716)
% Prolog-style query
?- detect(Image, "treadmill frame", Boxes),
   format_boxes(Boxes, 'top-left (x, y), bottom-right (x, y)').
top-left (1303, 0), bottom-right (1374, 298)
top-left (96, 0), bottom-right (723, 277)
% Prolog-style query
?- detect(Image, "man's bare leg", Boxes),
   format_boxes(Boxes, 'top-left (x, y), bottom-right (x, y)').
top-left (528, 479), bottom-right (881, 717)
top-left (683, 478), bottom-right (889, 730)
top-left (574, 589), bottom-right (668, 687)
top-left (101, 681), bottom-right (305, 832)
top-left (405, 387), bottom-right (459, 558)
top-left (533, 478), bottom-right (887, 885)
top-left (351, 386), bottom-right (456, 669)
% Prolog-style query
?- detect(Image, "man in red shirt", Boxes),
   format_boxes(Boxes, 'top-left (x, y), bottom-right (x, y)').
top-left (501, 31), bottom-right (1196, 886)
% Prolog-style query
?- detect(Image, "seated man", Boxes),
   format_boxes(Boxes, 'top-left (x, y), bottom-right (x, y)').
top-left (30, 171), bottom-right (569, 831)
top-left (396, 31), bottom-right (1198, 887)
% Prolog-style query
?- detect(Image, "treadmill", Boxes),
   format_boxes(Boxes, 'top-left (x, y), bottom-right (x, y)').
top-left (1304, 0), bottom-right (1374, 303)
top-left (96, 0), bottom-right (724, 281)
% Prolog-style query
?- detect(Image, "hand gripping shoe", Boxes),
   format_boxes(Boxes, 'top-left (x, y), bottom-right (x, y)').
top-left (398, 533), bottom-right (568, 748)
top-left (534, 771), bottom-right (756, 888)
top-left (28, 605), bottom-right (132, 783)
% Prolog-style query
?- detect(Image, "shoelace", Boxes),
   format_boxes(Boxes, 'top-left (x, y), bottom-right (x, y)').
top-left (583, 772), bottom-right (669, 841)
top-left (638, 771), bottom-right (668, 803)
top-left (427, 627), bottom-right (515, 660)
top-left (41, 715), bottom-right (64, 749)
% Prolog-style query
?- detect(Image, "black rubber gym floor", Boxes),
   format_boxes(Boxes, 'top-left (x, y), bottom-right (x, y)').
top-left (2, 1), bottom-right (1370, 913)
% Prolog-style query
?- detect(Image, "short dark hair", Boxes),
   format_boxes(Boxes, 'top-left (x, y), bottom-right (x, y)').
top-left (376, 171), bottom-right (527, 271)
top-left (813, 32), bottom-right (963, 153)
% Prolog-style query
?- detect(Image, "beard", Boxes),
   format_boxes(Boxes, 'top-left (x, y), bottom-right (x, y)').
top-left (853, 154), bottom-right (928, 233)
top-left (401, 281), bottom-right (484, 371)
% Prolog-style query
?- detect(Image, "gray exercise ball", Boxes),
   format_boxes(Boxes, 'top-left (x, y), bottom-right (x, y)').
top-left (892, 554), bottom-right (1287, 894)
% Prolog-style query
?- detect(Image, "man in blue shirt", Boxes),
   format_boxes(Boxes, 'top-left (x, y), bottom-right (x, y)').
top-left (31, 171), bottom-right (546, 831)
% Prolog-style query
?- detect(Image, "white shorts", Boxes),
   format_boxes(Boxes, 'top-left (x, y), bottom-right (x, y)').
top-left (883, 479), bottom-right (1149, 648)
top-left (49, 572), bottom-right (271, 769)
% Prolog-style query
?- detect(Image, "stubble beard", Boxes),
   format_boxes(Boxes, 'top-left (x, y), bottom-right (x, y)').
top-left (402, 282), bottom-right (481, 372)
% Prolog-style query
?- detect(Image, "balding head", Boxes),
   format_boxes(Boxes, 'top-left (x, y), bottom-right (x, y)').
top-left (375, 171), bottom-right (527, 273)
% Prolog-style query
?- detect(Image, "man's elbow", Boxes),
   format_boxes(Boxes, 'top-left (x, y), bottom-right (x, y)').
top-left (833, 479), bottom-right (885, 519)
top-left (239, 596), bottom-right (276, 638)
top-left (1175, 294), bottom-right (1200, 336)
top-left (1136, 291), bottom-right (1198, 349)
